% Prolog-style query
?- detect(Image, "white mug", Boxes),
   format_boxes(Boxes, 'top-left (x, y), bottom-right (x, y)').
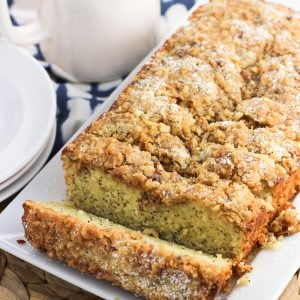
top-left (0, 0), bottom-right (160, 82)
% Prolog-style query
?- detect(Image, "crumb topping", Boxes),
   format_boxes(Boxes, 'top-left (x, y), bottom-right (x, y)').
top-left (269, 208), bottom-right (300, 236)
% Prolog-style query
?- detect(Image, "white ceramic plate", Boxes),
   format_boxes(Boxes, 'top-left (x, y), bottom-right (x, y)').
top-left (0, 1), bottom-right (300, 299)
top-left (0, 39), bottom-right (56, 183)
top-left (0, 124), bottom-right (56, 202)
top-left (0, 123), bottom-right (55, 192)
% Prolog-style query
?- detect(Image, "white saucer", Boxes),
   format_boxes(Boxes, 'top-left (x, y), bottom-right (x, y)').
top-left (0, 124), bottom-right (55, 191)
top-left (0, 39), bottom-right (56, 183)
top-left (0, 124), bottom-right (56, 202)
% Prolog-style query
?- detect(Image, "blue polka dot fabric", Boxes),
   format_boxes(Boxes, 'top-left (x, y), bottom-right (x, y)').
top-left (8, 0), bottom-right (197, 155)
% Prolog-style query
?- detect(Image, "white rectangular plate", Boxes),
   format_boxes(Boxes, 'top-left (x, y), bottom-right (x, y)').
top-left (1, 1), bottom-right (300, 299)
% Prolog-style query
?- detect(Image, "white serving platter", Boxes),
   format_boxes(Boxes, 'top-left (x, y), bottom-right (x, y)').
top-left (0, 1), bottom-right (300, 299)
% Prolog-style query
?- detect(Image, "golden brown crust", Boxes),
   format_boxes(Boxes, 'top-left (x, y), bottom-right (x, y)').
top-left (23, 201), bottom-right (232, 300)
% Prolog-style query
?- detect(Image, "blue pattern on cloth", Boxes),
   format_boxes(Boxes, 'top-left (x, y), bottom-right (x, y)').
top-left (9, 0), bottom-right (196, 156)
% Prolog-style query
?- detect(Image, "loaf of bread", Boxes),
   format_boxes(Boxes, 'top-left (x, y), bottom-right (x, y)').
top-left (23, 0), bottom-right (300, 298)
top-left (23, 201), bottom-right (232, 300)
top-left (62, 0), bottom-right (300, 262)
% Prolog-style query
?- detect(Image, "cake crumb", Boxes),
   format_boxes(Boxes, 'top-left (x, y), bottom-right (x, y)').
top-left (235, 261), bottom-right (252, 276)
top-left (262, 233), bottom-right (282, 250)
top-left (269, 208), bottom-right (300, 236)
top-left (277, 235), bottom-right (284, 241)
top-left (17, 239), bottom-right (26, 245)
top-left (237, 275), bottom-right (250, 286)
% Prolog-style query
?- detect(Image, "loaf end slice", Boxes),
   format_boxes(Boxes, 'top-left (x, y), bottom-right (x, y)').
top-left (23, 200), bottom-right (233, 300)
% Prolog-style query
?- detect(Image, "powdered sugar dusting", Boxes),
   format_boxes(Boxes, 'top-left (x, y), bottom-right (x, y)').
top-left (231, 19), bottom-right (272, 43)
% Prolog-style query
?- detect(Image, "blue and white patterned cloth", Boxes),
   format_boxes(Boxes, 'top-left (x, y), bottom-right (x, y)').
top-left (9, 0), bottom-right (197, 156)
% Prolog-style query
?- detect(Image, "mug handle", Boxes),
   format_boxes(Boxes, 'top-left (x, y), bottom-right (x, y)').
top-left (0, 0), bottom-right (49, 45)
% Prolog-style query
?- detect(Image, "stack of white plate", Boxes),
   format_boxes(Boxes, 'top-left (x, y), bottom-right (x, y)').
top-left (0, 40), bottom-right (56, 202)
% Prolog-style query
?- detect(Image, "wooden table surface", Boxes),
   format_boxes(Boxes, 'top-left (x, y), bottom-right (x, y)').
top-left (0, 198), bottom-right (299, 300)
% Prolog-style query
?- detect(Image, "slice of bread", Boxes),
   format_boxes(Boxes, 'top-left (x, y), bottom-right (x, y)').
top-left (23, 200), bottom-right (232, 300)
